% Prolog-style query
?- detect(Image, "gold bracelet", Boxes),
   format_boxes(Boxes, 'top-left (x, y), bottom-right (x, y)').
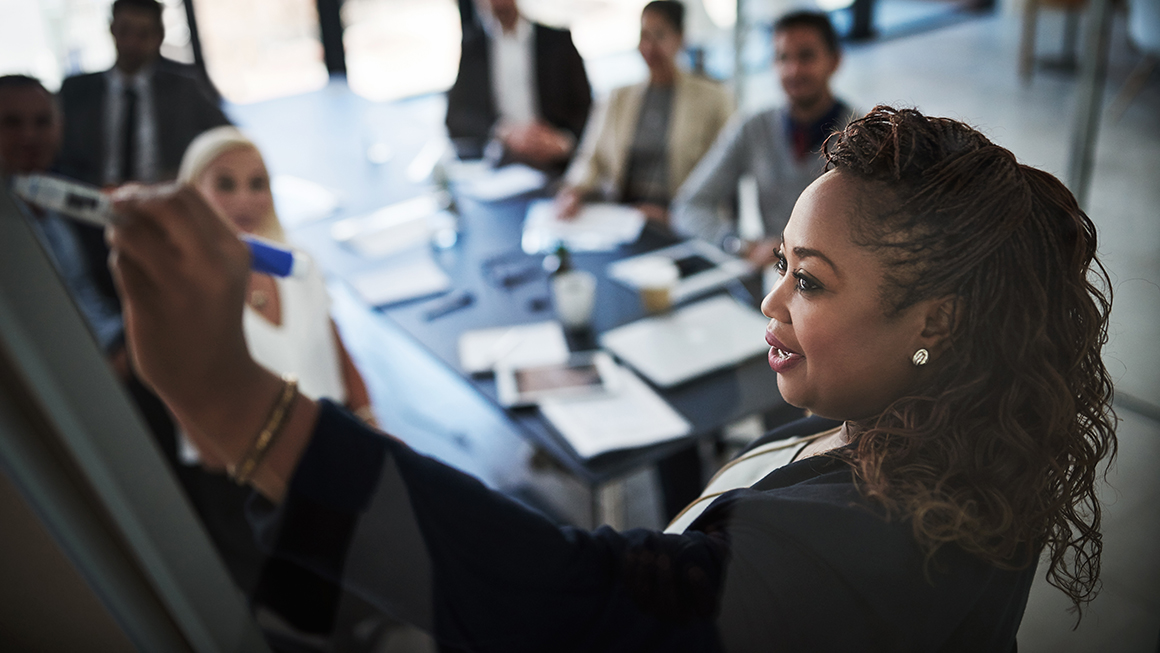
top-left (353, 405), bottom-right (376, 424)
top-left (231, 374), bottom-right (298, 485)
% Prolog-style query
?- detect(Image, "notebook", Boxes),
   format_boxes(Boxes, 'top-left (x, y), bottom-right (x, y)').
top-left (457, 321), bottom-right (571, 374)
top-left (599, 294), bottom-right (771, 388)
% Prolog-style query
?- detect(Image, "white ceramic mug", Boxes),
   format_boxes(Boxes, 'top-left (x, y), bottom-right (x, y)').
top-left (551, 270), bottom-right (597, 328)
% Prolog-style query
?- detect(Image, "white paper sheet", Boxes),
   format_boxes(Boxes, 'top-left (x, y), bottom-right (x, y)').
top-left (348, 250), bottom-right (452, 307)
top-left (450, 162), bottom-right (547, 201)
top-left (539, 364), bottom-right (691, 459)
top-left (521, 200), bottom-right (646, 254)
top-left (457, 321), bottom-right (571, 374)
top-left (331, 195), bottom-right (446, 259)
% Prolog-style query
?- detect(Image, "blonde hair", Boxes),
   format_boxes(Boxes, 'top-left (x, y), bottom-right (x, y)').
top-left (178, 126), bottom-right (285, 242)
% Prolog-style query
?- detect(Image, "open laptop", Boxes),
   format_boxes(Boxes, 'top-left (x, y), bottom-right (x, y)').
top-left (599, 294), bottom-right (771, 388)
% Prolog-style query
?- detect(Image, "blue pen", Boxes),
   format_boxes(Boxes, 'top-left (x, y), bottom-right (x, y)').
top-left (10, 173), bottom-right (310, 278)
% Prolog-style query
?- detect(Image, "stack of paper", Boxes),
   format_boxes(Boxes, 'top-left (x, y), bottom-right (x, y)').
top-left (348, 249), bottom-right (451, 307)
top-left (457, 321), bottom-right (571, 374)
top-left (450, 162), bottom-right (547, 201)
top-left (331, 194), bottom-right (447, 259)
top-left (521, 200), bottom-right (646, 254)
top-left (539, 364), bottom-right (691, 459)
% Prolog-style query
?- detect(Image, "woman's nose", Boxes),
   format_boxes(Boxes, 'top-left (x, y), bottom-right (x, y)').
top-left (760, 272), bottom-right (791, 323)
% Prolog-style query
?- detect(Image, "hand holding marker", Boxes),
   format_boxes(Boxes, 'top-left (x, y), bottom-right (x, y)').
top-left (11, 174), bottom-right (309, 278)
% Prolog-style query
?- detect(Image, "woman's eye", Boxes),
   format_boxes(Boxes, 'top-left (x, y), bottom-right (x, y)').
top-left (793, 271), bottom-right (821, 293)
top-left (250, 176), bottom-right (268, 192)
top-left (215, 176), bottom-right (236, 193)
top-left (774, 252), bottom-right (787, 274)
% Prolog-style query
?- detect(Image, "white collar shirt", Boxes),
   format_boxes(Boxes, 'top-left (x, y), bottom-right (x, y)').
top-left (485, 16), bottom-right (537, 127)
top-left (104, 65), bottom-right (159, 185)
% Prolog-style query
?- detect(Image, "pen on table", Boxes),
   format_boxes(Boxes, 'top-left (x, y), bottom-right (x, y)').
top-left (10, 173), bottom-right (310, 278)
top-left (425, 290), bottom-right (474, 321)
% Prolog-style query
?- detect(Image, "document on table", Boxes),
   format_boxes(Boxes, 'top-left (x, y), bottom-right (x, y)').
top-left (521, 200), bottom-right (646, 254)
top-left (348, 249), bottom-right (451, 307)
top-left (458, 321), bottom-right (571, 374)
top-left (331, 194), bottom-right (452, 259)
top-left (450, 162), bottom-right (547, 201)
top-left (539, 364), bottom-right (692, 459)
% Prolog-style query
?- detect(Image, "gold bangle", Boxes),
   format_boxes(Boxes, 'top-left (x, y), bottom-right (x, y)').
top-left (231, 374), bottom-right (298, 485)
top-left (353, 405), bottom-right (375, 424)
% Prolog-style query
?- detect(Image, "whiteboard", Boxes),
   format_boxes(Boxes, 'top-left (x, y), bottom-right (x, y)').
top-left (0, 183), bottom-right (269, 652)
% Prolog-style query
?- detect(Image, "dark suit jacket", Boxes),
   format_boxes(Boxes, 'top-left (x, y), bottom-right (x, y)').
top-left (55, 67), bottom-right (230, 186)
top-left (446, 22), bottom-right (592, 162)
top-left (55, 66), bottom-right (230, 304)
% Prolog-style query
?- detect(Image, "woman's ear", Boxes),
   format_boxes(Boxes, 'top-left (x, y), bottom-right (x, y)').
top-left (919, 295), bottom-right (959, 357)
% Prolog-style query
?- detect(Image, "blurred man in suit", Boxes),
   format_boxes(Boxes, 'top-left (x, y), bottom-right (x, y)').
top-left (55, 0), bottom-right (229, 187)
top-left (447, 0), bottom-right (592, 171)
top-left (0, 75), bottom-right (124, 357)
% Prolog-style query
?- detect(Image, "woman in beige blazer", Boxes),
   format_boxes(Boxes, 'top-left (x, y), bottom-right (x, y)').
top-left (558, 1), bottom-right (734, 224)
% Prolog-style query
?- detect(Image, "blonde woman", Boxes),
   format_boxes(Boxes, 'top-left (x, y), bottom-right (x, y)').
top-left (178, 126), bottom-right (374, 441)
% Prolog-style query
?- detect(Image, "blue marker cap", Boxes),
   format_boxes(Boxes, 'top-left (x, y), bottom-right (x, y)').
top-left (244, 235), bottom-right (307, 278)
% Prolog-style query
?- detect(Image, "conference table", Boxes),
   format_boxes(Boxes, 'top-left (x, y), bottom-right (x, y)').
top-left (235, 87), bottom-right (789, 527)
top-left (296, 187), bottom-right (787, 524)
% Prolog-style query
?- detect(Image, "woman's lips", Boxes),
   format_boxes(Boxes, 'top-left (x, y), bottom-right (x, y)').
top-left (765, 330), bottom-right (804, 373)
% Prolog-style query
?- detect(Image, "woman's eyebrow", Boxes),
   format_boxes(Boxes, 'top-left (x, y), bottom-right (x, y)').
top-left (792, 247), bottom-right (839, 275)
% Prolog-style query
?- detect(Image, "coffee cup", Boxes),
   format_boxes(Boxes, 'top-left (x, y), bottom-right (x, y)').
top-left (634, 257), bottom-right (679, 314)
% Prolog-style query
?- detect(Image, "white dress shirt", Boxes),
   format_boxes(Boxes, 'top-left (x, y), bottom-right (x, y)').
top-left (104, 65), bottom-right (159, 184)
top-left (486, 16), bottom-right (538, 127)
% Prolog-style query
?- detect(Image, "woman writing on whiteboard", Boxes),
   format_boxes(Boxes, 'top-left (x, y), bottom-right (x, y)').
top-left (109, 107), bottom-right (1115, 651)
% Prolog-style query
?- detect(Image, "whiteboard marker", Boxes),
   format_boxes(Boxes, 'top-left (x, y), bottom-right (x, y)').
top-left (11, 174), bottom-right (309, 278)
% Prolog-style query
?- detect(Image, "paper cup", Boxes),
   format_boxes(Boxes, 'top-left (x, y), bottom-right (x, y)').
top-left (634, 257), bottom-right (680, 314)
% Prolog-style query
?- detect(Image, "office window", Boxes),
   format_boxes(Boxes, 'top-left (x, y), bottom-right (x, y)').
top-left (342, 0), bottom-right (461, 102)
top-left (194, 0), bottom-right (329, 104)
top-left (0, 0), bottom-right (193, 90)
top-left (520, 0), bottom-right (644, 61)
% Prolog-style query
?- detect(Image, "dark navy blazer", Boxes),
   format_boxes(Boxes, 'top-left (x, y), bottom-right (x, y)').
top-left (252, 401), bottom-right (1034, 652)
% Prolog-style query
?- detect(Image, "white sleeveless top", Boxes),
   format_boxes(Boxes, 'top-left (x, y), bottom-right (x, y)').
top-left (178, 258), bottom-right (345, 464)
top-left (664, 427), bottom-right (840, 534)
top-left (242, 260), bottom-right (345, 404)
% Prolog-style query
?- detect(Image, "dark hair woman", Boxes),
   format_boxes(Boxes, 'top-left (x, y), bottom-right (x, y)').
top-left (107, 106), bottom-right (1116, 652)
top-left (818, 106), bottom-right (1115, 612)
top-left (556, 0), bottom-right (733, 224)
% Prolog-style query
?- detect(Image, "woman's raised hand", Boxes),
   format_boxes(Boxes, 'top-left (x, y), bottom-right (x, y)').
top-left (107, 183), bottom-right (285, 473)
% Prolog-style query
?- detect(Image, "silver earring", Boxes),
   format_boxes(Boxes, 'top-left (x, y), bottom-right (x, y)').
top-left (911, 348), bottom-right (929, 367)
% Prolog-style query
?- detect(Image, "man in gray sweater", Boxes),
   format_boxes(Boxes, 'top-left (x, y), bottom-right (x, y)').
top-left (671, 11), bottom-right (854, 267)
